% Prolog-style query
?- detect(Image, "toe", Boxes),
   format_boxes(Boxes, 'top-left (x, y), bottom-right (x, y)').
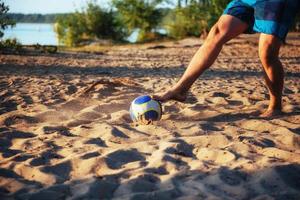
top-left (151, 94), bottom-right (165, 102)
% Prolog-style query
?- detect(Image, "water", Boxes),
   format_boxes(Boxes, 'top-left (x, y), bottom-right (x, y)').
top-left (3, 23), bottom-right (58, 45)
top-left (2, 23), bottom-right (167, 45)
top-left (128, 29), bottom-right (139, 43)
top-left (127, 29), bottom-right (167, 43)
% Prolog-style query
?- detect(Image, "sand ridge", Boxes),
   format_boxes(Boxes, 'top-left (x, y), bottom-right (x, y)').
top-left (0, 35), bottom-right (300, 199)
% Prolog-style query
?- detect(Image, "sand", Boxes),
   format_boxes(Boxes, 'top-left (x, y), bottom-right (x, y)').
top-left (0, 34), bottom-right (299, 200)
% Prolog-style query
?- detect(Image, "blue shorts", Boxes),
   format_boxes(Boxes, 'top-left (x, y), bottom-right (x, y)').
top-left (223, 0), bottom-right (300, 41)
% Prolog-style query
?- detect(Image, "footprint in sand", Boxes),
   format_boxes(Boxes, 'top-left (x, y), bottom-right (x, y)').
top-left (80, 151), bottom-right (101, 160)
top-left (210, 92), bottom-right (230, 98)
top-left (0, 99), bottom-right (18, 115)
top-left (196, 148), bottom-right (236, 164)
top-left (0, 167), bottom-right (43, 194)
top-left (105, 149), bottom-right (145, 170)
top-left (114, 174), bottom-right (160, 197)
top-left (43, 126), bottom-right (74, 137)
top-left (254, 165), bottom-right (300, 197)
top-left (14, 164), bottom-right (57, 185)
top-left (41, 161), bottom-right (72, 184)
top-left (272, 127), bottom-right (300, 149)
top-left (0, 129), bottom-right (36, 159)
top-left (238, 136), bottom-right (275, 148)
top-left (84, 138), bottom-right (107, 147)
top-left (18, 189), bottom-right (68, 200)
top-left (2, 114), bottom-right (39, 127)
top-left (74, 105), bottom-right (107, 121)
top-left (238, 120), bottom-right (278, 132)
top-left (1, 148), bottom-right (23, 159)
top-left (94, 149), bottom-right (146, 177)
top-left (13, 154), bottom-right (34, 162)
top-left (35, 110), bottom-right (69, 123)
top-left (275, 164), bottom-right (300, 191)
top-left (30, 150), bottom-right (64, 166)
top-left (261, 148), bottom-right (300, 162)
top-left (218, 167), bottom-right (248, 186)
top-left (164, 139), bottom-right (194, 157)
top-left (83, 177), bottom-right (119, 199)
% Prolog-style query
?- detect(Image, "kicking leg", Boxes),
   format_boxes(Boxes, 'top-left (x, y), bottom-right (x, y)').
top-left (258, 33), bottom-right (284, 117)
top-left (153, 15), bottom-right (248, 102)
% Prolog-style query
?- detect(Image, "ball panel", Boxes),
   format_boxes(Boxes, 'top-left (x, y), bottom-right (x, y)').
top-left (134, 95), bottom-right (151, 105)
top-left (131, 103), bottom-right (147, 116)
top-left (144, 100), bottom-right (161, 111)
top-left (129, 106), bottom-right (137, 121)
top-left (143, 110), bottom-right (159, 121)
top-left (146, 100), bottom-right (162, 119)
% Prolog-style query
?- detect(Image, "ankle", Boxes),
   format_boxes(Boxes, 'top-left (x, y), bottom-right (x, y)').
top-left (267, 103), bottom-right (282, 111)
top-left (268, 96), bottom-right (282, 110)
top-left (171, 85), bottom-right (188, 95)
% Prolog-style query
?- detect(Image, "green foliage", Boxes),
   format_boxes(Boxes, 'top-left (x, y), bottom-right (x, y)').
top-left (4, 0), bottom-right (300, 46)
top-left (54, 0), bottom-right (233, 45)
top-left (0, 0), bottom-right (19, 52)
top-left (34, 44), bottom-right (58, 54)
top-left (54, 2), bottom-right (127, 47)
top-left (6, 13), bottom-right (69, 23)
top-left (208, 0), bottom-right (231, 26)
top-left (0, 38), bottom-right (21, 52)
top-left (163, 0), bottom-right (230, 39)
top-left (84, 2), bottom-right (127, 41)
top-left (163, 2), bottom-right (208, 39)
top-left (54, 12), bottom-right (85, 47)
top-left (0, 0), bottom-right (15, 38)
top-left (112, 0), bottom-right (163, 42)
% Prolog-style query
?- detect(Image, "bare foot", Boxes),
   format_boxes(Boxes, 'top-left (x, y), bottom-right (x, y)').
top-left (152, 89), bottom-right (187, 102)
top-left (259, 109), bottom-right (283, 119)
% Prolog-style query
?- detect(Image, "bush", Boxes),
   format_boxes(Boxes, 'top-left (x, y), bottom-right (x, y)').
top-left (163, 3), bottom-right (208, 39)
top-left (163, 0), bottom-right (230, 39)
top-left (34, 43), bottom-right (57, 54)
top-left (0, 0), bottom-right (15, 38)
top-left (54, 2), bottom-right (127, 47)
top-left (208, 0), bottom-right (231, 26)
top-left (0, 1), bottom-right (21, 53)
top-left (112, 0), bottom-right (164, 42)
top-left (0, 38), bottom-right (21, 52)
top-left (54, 0), bottom-right (235, 45)
top-left (54, 13), bottom-right (85, 47)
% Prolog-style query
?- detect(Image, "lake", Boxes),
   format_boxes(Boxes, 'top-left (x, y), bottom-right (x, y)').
top-left (3, 23), bottom-right (58, 45)
top-left (2, 23), bottom-right (162, 45)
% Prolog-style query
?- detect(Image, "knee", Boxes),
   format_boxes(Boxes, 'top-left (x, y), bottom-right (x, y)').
top-left (207, 22), bottom-right (230, 44)
top-left (259, 40), bottom-right (280, 66)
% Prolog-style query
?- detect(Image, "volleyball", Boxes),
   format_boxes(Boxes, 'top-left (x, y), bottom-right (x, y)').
top-left (130, 95), bottom-right (162, 124)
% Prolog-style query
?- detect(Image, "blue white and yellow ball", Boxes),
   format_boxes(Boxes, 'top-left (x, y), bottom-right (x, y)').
top-left (130, 95), bottom-right (162, 123)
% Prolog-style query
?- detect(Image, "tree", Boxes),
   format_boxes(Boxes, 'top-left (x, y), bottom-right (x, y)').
top-left (208, 0), bottom-right (231, 27)
top-left (163, 1), bottom-right (208, 39)
top-left (54, 12), bottom-right (85, 47)
top-left (54, 2), bottom-right (127, 47)
top-left (0, 0), bottom-right (15, 38)
top-left (112, 0), bottom-right (164, 42)
top-left (163, 0), bottom-right (230, 39)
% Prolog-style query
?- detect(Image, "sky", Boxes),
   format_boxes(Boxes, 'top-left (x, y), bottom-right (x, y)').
top-left (5, 0), bottom-right (173, 14)
top-left (5, 0), bottom-right (111, 14)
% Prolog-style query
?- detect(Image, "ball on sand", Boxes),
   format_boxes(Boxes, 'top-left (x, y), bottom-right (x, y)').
top-left (130, 95), bottom-right (162, 123)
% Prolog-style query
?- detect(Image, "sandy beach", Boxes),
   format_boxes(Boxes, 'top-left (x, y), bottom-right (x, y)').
top-left (0, 34), bottom-right (299, 200)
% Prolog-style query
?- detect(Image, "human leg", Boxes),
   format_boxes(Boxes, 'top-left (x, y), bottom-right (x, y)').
top-left (258, 33), bottom-right (284, 117)
top-left (153, 15), bottom-right (249, 102)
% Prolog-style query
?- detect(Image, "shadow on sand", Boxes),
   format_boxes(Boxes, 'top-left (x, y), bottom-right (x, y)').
top-left (1, 162), bottom-right (299, 199)
top-left (1, 62), bottom-right (300, 79)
